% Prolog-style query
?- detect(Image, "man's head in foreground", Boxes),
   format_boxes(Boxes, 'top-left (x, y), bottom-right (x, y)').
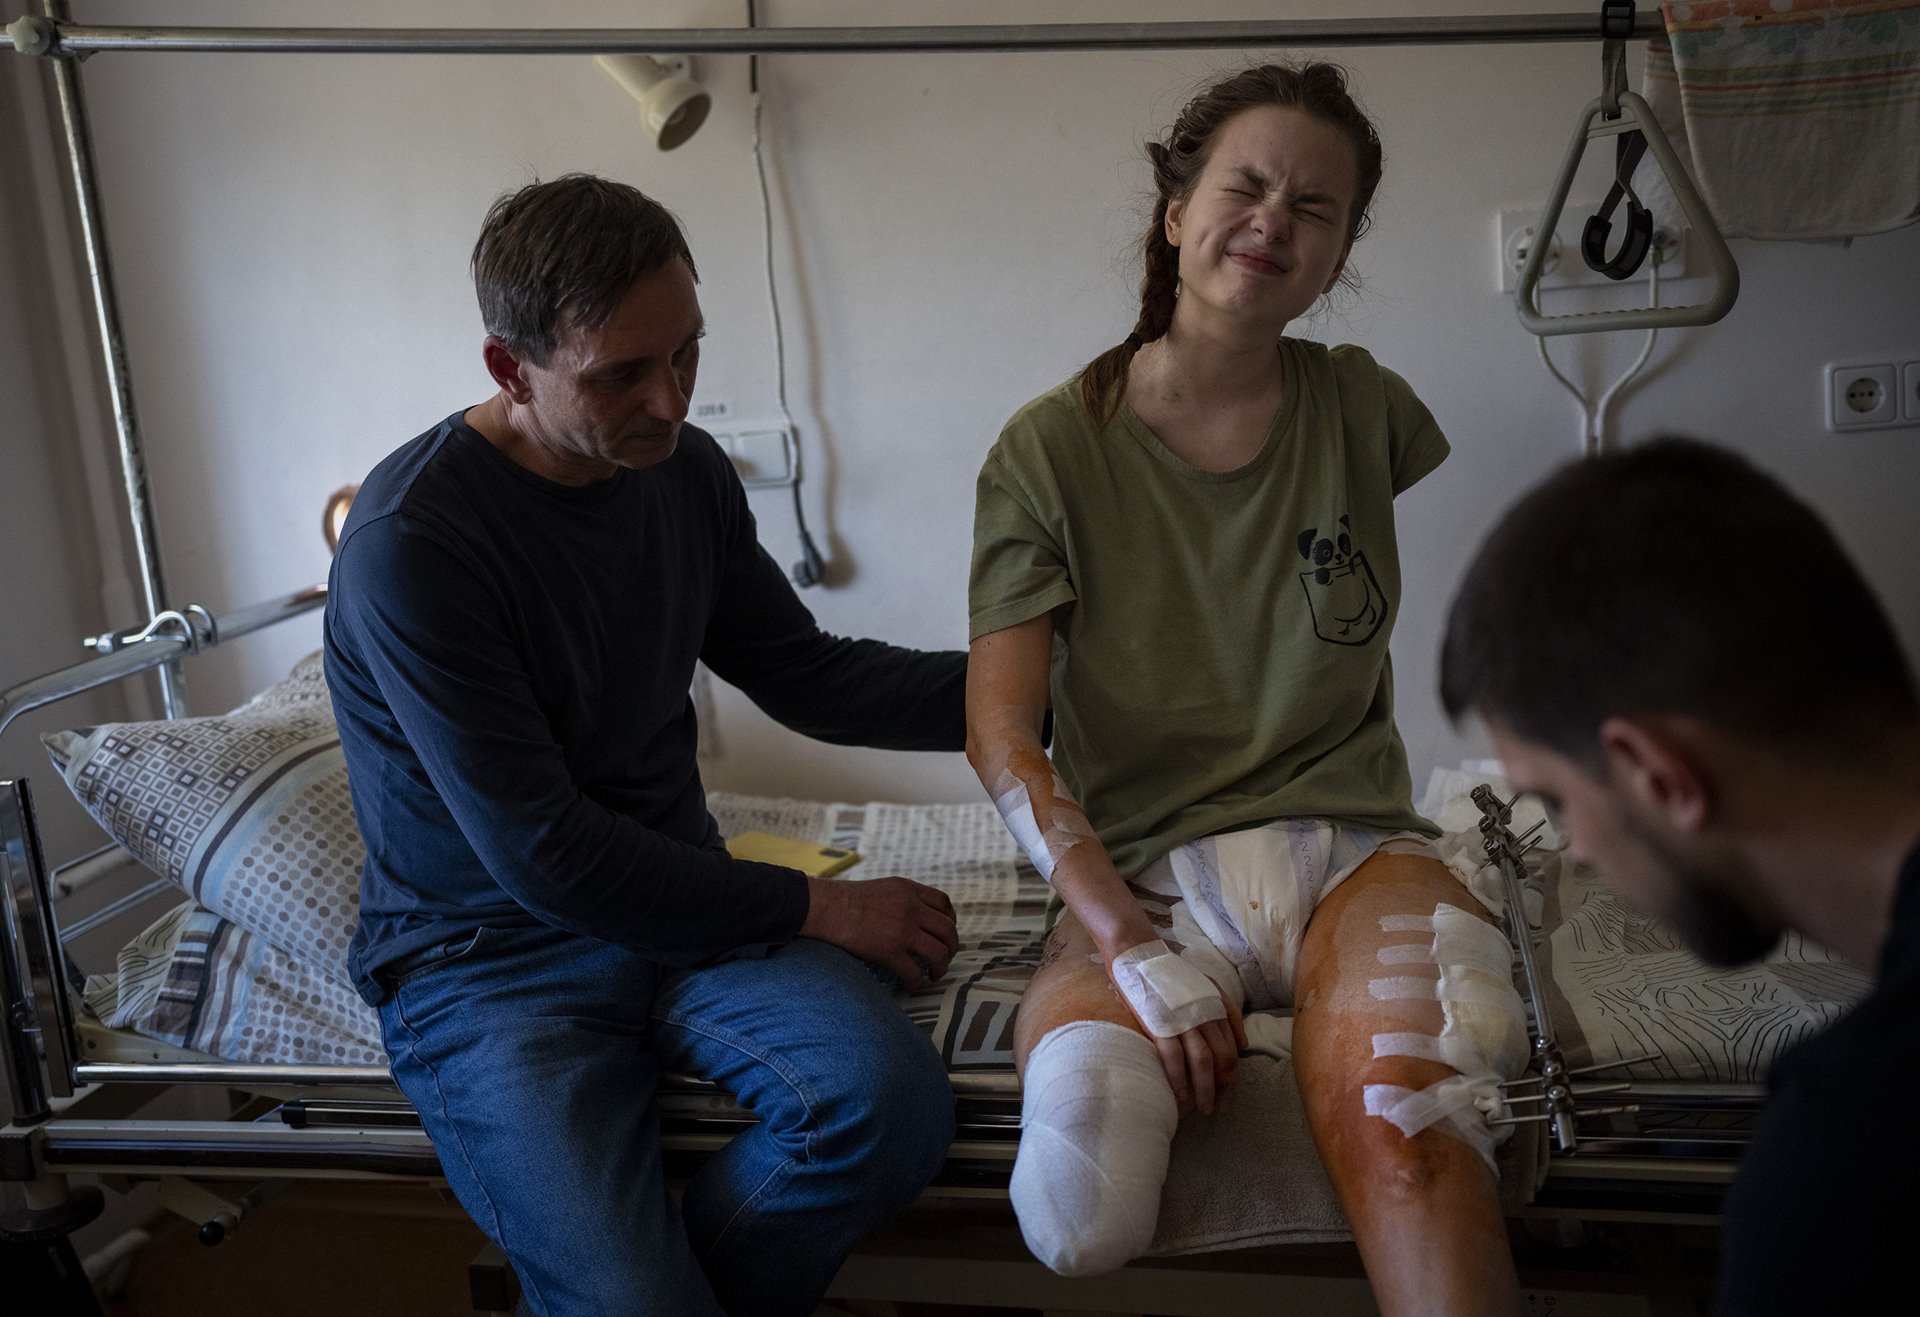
top-left (1442, 437), bottom-right (1920, 966)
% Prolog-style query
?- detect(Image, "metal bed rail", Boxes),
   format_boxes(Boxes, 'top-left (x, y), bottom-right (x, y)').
top-left (0, 583), bottom-right (327, 740)
top-left (1, 583), bottom-right (327, 1124)
top-left (11, 12), bottom-right (1670, 58)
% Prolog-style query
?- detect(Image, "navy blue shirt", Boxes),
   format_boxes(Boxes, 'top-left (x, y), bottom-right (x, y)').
top-left (325, 413), bottom-right (966, 1004)
top-left (1714, 842), bottom-right (1920, 1314)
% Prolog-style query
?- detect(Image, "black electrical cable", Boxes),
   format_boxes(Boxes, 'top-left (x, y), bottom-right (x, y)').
top-left (746, 0), bottom-right (826, 587)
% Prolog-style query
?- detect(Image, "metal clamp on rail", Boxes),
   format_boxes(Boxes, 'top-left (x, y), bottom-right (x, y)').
top-left (83, 604), bottom-right (218, 657)
top-left (1471, 783), bottom-right (1654, 1151)
top-left (5, 14), bottom-right (58, 58)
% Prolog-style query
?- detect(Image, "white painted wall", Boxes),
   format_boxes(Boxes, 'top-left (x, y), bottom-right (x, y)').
top-left (18, 0), bottom-right (1920, 809)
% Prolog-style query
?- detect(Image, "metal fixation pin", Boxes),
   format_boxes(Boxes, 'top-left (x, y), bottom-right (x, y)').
top-left (1500, 1052), bottom-right (1660, 1087)
top-left (1490, 1103), bottom-right (1639, 1128)
top-left (1500, 1081), bottom-right (1633, 1105)
top-left (1469, 783), bottom-right (1513, 823)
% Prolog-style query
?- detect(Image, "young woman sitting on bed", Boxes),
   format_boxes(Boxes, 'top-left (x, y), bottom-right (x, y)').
top-left (965, 63), bottom-right (1527, 1317)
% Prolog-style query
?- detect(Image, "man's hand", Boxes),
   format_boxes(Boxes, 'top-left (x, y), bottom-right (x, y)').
top-left (800, 875), bottom-right (960, 989)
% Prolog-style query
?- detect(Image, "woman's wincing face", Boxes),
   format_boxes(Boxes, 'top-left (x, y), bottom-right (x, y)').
top-left (1164, 103), bottom-right (1361, 333)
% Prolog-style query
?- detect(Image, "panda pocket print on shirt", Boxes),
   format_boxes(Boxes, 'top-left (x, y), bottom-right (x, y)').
top-left (1296, 515), bottom-right (1388, 647)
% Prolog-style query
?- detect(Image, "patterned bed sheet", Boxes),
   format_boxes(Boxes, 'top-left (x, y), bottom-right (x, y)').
top-left (81, 792), bottom-right (1054, 1079)
top-left (1534, 849), bottom-right (1869, 1082)
top-left (75, 763), bottom-right (1866, 1090)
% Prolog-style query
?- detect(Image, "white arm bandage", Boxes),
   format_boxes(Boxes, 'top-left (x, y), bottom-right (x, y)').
top-left (1108, 940), bottom-right (1228, 1038)
top-left (991, 769), bottom-right (1098, 881)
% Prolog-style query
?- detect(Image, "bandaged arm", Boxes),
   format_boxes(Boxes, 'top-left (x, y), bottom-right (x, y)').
top-left (965, 614), bottom-right (1228, 1041)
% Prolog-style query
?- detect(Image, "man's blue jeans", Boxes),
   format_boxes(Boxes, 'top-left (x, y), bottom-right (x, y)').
top-left (377, 923), bottom-right (955, 1315)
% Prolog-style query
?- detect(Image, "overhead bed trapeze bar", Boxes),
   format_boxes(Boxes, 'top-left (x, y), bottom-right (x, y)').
top-left (10, 11), bottom-right (1670, 58)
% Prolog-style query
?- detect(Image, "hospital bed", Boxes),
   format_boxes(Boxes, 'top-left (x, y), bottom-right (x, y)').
top-left (1, 584), bottom-right (1862, 1312)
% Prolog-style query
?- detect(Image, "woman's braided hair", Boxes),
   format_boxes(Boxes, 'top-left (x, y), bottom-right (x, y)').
top-left (1077, 63), bottom-right (1384, 422)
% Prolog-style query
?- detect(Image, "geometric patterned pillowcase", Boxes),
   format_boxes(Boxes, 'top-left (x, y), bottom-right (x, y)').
top-left (83, 899), bottom-right (383, 1067)
top-left (42, 652), bottom-right (364, 986)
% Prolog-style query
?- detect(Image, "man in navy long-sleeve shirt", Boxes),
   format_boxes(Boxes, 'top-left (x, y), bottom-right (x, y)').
top-left (325, 175), bottom-right (965, 1316)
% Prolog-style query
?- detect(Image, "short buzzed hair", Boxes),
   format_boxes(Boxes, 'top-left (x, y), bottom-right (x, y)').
top-left (471, 173), bottom-right (698, 365)
top-left (1441, 437), bottom-right (1918, 766)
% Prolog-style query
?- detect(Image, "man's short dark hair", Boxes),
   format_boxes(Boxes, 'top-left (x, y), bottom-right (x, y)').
top-left (1441, 436), bottom-right (1918, 766)
top-left (471, 173), bottom-right (698, 366)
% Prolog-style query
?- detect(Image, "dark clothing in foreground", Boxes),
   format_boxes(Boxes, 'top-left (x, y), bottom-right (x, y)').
top-left (325, 411), bottom-right (966, 1004)
top-left (1715, 842), bottom-right (1920, 1314)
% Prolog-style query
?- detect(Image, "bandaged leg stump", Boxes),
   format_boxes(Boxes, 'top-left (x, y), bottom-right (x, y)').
top-left (1009, 1019), bottom-right (1178, 1276)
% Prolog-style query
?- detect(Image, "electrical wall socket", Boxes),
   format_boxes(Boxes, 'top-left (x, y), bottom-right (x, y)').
top-left (711, 425), bottom-right (795, 487)
top-left (1495, 206), bottom-right (1688, 293)
top-left (1825, 360), bottom-right (1918, 432)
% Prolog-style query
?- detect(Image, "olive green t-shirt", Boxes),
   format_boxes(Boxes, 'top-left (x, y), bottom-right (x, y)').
top-left (969, 338), bottom-right (1447, 879)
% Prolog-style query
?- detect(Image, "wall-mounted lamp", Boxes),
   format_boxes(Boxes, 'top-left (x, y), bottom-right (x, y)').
top-left (323, 484), bottom-right (358, 554)
top-left (594, 54), bottom-right (711, 151)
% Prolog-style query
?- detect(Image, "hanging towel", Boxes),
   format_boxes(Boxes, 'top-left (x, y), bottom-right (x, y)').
top-left (1638, 1), bottom-right (1920, 240)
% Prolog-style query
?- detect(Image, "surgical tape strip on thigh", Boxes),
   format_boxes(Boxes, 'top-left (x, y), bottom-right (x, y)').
top-left (1109, 940), bottom-right (1227, 1038)
top-left (1363, 904), bottom-right (1530, 1168)
top-left (1374, 943), bottom-right (1433, 965)
top-left (1363, 1077), bottom-right (1499, 1171)
top-left (1369, 907), bottom-right (1529, 1072)
top-left (991, 770), bottom-right (1098, 881)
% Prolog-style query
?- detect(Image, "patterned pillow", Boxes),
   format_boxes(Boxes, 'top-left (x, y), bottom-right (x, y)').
top-left (42, 652), bottom-right (364, 984)
top-left (84, 899), bottom-right (383, 1067)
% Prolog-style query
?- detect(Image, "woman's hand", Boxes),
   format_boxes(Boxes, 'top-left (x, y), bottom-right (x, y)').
top-left (1102, 936), bottom-right (1249, 1116)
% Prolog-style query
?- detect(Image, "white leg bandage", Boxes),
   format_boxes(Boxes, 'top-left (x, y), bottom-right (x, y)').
top-left (1011, 1020), bottom-right (1177, 1276)
top-left (1363, 904), bottom-right (1530, 1170)
top-left (992, 768), bottom-right (1098, 881)
top-left (1108, 940), bottom-right (1228, 1038)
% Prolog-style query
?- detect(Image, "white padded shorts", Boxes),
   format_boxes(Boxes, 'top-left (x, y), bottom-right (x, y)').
top-left (1130, 819), bottom-right (1498, 1010)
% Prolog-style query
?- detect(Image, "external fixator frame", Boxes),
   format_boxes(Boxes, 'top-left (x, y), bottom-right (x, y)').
top-left (1471, 784), bottom-right (1654, 1153)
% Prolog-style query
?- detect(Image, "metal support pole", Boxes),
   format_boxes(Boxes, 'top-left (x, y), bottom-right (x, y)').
top-left (15, 12), bottom-right (1669, 57)
top-left (36, 0), bottom-right (184, 716)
